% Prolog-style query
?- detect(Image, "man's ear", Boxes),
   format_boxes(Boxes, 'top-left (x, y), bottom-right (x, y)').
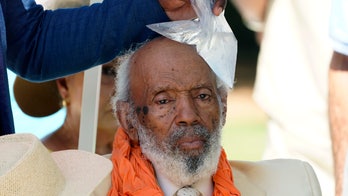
top-left (116, 101), bottom-right (139, 143)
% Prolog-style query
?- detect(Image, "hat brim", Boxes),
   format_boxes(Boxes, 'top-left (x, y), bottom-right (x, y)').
top-left (0, 133), bottom-right (112, 195)
top-left (13, 77), bottom-right (61, 117)
top-left (52, 150), bottom-right (112, 195)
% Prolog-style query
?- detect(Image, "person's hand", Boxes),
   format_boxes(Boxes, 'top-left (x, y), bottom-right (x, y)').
top-left (212, 0), bottom-right (226, 16)
top-left (159, 0), bottom-right (227, 21)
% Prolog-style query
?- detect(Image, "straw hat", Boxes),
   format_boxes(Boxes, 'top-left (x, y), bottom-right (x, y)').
top-left (0, 133), bottom-right (112, 195)
top-left (13, 77), bottom-right (62, 117)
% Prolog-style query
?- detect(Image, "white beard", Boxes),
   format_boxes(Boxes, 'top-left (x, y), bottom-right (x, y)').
top-left (129, 106), bottom-right (224, 187)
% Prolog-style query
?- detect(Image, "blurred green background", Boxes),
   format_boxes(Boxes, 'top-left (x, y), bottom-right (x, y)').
top-left (221, 2), bottom-right (267, 161)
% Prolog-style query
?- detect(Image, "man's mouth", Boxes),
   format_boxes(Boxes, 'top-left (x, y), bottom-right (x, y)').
top-left (177, 136), bottom-right (205, 151)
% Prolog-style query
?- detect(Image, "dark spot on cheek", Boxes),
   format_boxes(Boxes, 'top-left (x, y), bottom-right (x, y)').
top-left (142, 106), bottom-right (149, 115)
top-left (136, 107), bottom-right (141, 115)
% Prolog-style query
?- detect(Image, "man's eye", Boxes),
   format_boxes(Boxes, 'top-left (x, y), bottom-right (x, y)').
top-left (197, 94), bottom-right (210, 100)
top-left (157, 99), bottom-right (169, 105)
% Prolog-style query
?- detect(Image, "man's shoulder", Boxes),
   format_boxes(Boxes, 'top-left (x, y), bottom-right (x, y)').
top-left (229, 159), bottom-right (322, 196)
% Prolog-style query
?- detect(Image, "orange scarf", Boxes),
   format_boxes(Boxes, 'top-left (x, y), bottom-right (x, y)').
top-left (108, 128), bottom-right (240, 196)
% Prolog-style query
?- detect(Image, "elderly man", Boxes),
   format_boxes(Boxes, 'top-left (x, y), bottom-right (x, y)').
top-left (109, 36), bottom-right (238, 195)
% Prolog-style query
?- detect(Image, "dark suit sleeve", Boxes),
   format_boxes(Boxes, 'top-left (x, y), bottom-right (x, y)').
top-left (4, 0), bottom-right (169, 81)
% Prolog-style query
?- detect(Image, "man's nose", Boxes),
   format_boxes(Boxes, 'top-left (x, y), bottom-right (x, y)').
top-left (175, 96), bottom-right (199, 126)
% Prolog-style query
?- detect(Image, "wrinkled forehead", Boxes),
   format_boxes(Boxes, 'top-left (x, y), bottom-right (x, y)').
top-left (131, 37), bottom-right (197, 64)
top-left (130, 37), bottom-right (215, 78)
top-left (128, 37), bottom-right (218, 101)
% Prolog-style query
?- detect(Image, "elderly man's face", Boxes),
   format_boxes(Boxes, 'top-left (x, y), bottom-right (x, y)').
top-left (123, 37), bottom-right (226, 186)
top-left (130, 37), bottom-right (222, 153)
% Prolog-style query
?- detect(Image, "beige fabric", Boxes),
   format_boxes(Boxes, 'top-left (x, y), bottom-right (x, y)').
top-left (231, 159), bottom-right (322, 196)
top-left (251, 0), bottom-right (334, 194)
top-left (0, 133), bottom-right (112, 196)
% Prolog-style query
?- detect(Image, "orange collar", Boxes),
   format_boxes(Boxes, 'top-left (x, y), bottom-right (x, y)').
top-left (108, 128), bottom-right (240, 196)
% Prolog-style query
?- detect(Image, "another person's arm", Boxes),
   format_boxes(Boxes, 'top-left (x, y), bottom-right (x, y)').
top-left (329, 52), bottom-right (348, 196)
top-left (328, 0), bottom-right (348, 195)
top-left (5, 0), bottom-right (226, 82)
top-left (5, 0), bottom-right (168, 81)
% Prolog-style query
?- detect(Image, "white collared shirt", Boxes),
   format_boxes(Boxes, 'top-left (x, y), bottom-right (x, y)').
top-left (155, 168), bottom-right (214, 196)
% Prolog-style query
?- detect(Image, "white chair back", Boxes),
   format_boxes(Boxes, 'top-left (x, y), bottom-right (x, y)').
top-left (78, 0), bottom-right (103, 153)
